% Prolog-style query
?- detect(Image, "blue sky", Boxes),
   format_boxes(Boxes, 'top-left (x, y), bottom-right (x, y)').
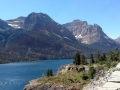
top-left (0, 0), bottom-right (120, 39)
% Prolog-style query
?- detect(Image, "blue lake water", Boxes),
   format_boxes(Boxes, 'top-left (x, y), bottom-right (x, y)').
top-left (0, 59), bottom-right (73, 90)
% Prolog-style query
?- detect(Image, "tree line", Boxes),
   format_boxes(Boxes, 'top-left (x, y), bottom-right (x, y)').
top-left (45, 48), bottom-right (120, 79)
top-left (73, 52), bottom-right (96, 65)
top-left (73, 48), bottom-right (120, 66)
top-left (73, 48), bottom-right (120, 79)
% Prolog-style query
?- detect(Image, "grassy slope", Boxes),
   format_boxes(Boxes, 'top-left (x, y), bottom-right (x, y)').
top-left (35, 60), bottom-right (119, 89)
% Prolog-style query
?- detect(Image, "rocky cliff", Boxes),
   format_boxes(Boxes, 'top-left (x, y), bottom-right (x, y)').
top-left (63, 20), bottom-right (117, 46)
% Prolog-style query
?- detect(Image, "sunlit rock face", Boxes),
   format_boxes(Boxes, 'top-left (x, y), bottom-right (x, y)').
top-left (63, 19), bottom-right (117, 46)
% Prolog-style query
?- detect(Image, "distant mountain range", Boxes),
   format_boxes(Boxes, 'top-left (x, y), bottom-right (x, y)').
top-left (0, 12), bottom-right (119, 63)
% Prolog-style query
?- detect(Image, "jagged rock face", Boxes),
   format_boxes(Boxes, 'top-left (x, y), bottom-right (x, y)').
top-left (24, 12), bottom-right (76, 41)
top-left (6, 16), bottom-right (25, 28)
top-left (63, 20), bottom-right (116, 46)
top-left (115, 36), bottom-right (120, 43)
top-left (0, 19), bottom-right (12, 30)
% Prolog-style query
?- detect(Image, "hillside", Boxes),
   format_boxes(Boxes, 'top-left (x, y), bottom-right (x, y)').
top-left (0, 12), bottom-right (119, 63)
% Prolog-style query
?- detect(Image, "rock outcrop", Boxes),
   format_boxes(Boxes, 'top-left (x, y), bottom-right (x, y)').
top-left (57, 64), bottom-right (70, 74)
top-left (57, 64), bottom-right (86, 74)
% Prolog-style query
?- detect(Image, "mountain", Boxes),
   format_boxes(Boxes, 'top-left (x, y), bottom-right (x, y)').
top-left (115, 36), bottom-right (120, 43)
top-left (63, 20), bottom-right (118, 47)
top-left (0, 13), bottom-right (96, 63)
top-left (0, 19), bottom-right (12, 30)
top-left (5, 16), bottom-right (26, 28)
top-left (0, 13), bottom-right (119, 63)
top-left (24, 12), bottom-right (76, 41)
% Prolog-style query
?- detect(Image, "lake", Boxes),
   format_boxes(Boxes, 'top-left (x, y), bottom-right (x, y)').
top-left (0, 59), bottom-right (73, 90)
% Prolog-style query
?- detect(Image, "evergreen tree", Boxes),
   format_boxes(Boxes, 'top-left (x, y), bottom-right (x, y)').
top-left (96, 52), bottom-right (100, 63)
top-left (81, 54), bottom-right (86, 65)
top-left (108, 48), bottom-right (119, 61)
top-left (108, 51), bottom-right (113, 61)
top-left (49, 69), bottom-right (53, 76)
top-left (46, 68), bottom-right (53, 77)
top-left (89, 54), bottom-right (95, 65)
top-left (73, 52), bottom-right (80, 65)
top-left (98, 55), bottom-right (102, 64)
top-left (102, 53), bottom-right (106, 61)
top-left (115, 48), bottom-right (119, 56)
top-left (115, 48), bottom-right (119, 61)
top-left (88, 67), bottom-right (96, 79)
top-left (46, 69), bottom-right (50, 77)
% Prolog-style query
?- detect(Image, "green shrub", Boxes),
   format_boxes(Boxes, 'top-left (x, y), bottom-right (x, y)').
top-left (88, 67), bottom-right (96, 79)
top-left (82, 72), bottom-right (88, 80)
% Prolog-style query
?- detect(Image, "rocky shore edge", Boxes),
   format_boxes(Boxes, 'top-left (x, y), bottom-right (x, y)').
top-left (24, 64), bottom-right (88, 90)
top-left (24, 62), bottom-right (120, 90)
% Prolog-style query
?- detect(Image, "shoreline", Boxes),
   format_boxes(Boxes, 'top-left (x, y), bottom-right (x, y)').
top-left (23, 63), bottom-right (90, 90)
top-left (0, 58), bottom-right (73, 64)
top-left (24, 61), bottom-right (120, 90)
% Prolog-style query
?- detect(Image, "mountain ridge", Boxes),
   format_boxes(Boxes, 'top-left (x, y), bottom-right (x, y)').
top-left (0, 12), bottom-right (95, 63)
top-left (23, 12), bottom-right (76, 41)
top-left (63, 19), bottom-right (118, 47)
top-left (0, 12), bottom-right (119, 63)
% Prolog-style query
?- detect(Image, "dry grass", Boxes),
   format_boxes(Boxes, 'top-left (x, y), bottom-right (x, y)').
top-left (37, 70), bottom-right (90, 89)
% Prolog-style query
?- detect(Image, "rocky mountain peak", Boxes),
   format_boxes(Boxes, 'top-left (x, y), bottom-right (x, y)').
top-left (63, 20), bottom-right (117, 46)
top-left (27, 12), bottom-right (51, 21)
top-left (24, 12), bottom-right (56, 31)
top-left (71, 19), bottom-right (88, 26)
top-left (24, 12), bottom-right (76, 41)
